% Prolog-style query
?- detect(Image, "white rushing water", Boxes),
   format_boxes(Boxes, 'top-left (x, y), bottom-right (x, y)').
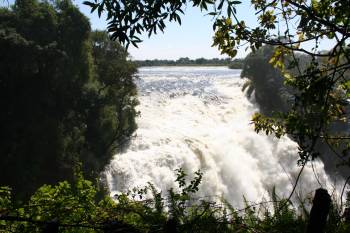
top-left (105, 66), bottom-right (331, 207)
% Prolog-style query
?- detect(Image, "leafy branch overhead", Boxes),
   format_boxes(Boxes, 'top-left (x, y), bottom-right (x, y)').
top-left (83, 0), bottom-right (241, 48)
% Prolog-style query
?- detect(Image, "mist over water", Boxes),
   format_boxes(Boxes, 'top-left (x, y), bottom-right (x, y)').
top-left (105, 66), bottom-right (331, 207)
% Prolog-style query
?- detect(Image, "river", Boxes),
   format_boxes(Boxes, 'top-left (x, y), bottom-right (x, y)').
top-left (105, 66), bottom-right (331, 207)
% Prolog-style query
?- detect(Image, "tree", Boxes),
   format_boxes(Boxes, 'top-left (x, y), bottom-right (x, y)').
top-left (240, 45), bottom-right (291, 114)
top-left (0, 0), bottom-right (138, 199)
top-left (86, 30), bottom-right (139, 176)
top-left (84, 0), bottom-right (350, 195)
top-left (240, 44), bottom-right (350, 179)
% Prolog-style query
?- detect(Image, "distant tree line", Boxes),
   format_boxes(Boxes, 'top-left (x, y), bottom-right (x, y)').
top-left (0, 0), bottom-right (138, 199)
top-left (135, 57), bottom-right (244, 68)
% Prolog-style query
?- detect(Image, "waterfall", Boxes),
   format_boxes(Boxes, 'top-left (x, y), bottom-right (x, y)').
top-left (105, 66), bottom-right (331, 208)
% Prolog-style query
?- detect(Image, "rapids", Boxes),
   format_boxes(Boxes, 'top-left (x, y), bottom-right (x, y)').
top-left (105, 66), bottom-right (331, 207)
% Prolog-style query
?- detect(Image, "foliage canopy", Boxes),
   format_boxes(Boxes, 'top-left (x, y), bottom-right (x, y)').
top-left (0, 0), bottom-right (138, 199)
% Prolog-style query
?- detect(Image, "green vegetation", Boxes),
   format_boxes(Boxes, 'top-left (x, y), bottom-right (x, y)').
top-left (228, 59), bottom-right (244, 69)
top-left (240, 45), bottom-right (299, 115)
top-left (0, 0), bottom-right (138, 199)
top-left (135, 57), bottom-right (243, 68)
top-left (1, 170), bottom-right (350, 232)
top-left (240, 44), bottom-right (350, 179)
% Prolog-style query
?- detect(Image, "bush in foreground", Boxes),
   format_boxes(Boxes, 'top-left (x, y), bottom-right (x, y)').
top-left (1, 170), bottom-right (350, 233)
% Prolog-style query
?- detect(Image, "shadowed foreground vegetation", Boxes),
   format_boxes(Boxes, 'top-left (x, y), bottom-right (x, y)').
top-left (1, 170), bottom-right (350, 233)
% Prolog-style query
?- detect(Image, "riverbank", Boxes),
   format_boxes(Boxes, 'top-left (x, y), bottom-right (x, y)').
top-left (133, 57), bottom-right (244, 68)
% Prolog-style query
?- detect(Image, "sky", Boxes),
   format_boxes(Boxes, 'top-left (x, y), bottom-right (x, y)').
top-left (76, 0), bottom-right (258, 60)
top-left (2, 0), bottom-right (335, 60)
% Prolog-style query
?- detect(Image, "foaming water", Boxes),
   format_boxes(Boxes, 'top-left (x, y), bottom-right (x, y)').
top-left (105, 66), bottom-right (330, 207)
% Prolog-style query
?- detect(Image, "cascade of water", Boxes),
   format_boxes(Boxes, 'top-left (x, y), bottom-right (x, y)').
top-left (105, 66), bottom-right (331, 207)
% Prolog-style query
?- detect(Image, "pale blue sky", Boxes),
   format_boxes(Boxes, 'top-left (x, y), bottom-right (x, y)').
top-left (2, 0), bottom-right (334, 60)
top-left (77, 0), bottom-right (258, 60)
